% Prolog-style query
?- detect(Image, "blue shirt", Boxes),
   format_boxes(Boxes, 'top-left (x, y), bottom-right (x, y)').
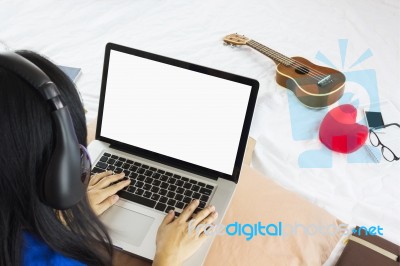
top-left (23, 232), bottom-right (85, 266)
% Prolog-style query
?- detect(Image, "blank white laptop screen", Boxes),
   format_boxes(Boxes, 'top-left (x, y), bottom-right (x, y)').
top-left (101, 50), bottom-right (252, 175)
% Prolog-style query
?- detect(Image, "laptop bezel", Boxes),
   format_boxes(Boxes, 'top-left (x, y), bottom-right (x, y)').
top-left (95, 42), bottom-right (259, 183)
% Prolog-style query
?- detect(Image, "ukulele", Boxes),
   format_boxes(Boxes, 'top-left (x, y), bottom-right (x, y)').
top-left (223, 34), bottom-right (346, 108)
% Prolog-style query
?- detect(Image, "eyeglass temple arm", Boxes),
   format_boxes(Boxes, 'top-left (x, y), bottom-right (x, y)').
top-left (372, 123), bottom-right (400, 130)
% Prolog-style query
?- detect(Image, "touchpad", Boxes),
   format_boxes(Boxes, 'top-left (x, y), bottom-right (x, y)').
top-left (101, 206), bottom-right (154, 246)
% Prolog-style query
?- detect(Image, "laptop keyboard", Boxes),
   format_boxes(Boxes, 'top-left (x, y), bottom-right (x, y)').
top-left (92, 152), bottom-right (216, 216)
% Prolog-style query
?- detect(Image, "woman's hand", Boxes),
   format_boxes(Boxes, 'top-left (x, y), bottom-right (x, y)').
top-left (87, 171), bottom-right (130, 215)
top-left (154, 199), bottom-right (218, 266)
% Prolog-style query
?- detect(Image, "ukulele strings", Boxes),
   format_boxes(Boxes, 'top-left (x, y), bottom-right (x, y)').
top-left (248, 41), bottom-right (328, 80)
top-left (248, 41), bottom-right (326, 79)
top-left (250, 42), bottom-right (325, 80)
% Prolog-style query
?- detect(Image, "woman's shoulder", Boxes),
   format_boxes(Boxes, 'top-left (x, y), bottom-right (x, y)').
top-left (22, 232), bottom-right (86, 266)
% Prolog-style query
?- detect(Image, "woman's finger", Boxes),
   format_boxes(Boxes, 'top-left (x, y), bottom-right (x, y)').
top-left (96, 194), bottom-right (120, 215)
top-left (89, 170), bottom-right (113, 186)
top-left (191, 205), bottom-right (215, 227)
top-left (101, 179), bottom-right (131, 199)
top-left (199, 221), bottom-right (218, 239)
top-left (96, 173), bottom-right (126, 189)
top-left (176, 199), bottom-right (199, 223)
top-left (199, 211), bottom-right (218, 228)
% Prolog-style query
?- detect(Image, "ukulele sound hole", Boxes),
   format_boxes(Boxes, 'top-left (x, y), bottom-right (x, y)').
top-left (295, 66), bottom-right (309, 75)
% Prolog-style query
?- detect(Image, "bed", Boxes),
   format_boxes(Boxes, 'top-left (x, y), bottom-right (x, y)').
top-left (1, 0), bottom-right (399, 264)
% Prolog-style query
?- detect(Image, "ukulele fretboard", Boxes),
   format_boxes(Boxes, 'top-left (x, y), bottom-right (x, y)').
top-left (247, 40), bottom-right (294, 66)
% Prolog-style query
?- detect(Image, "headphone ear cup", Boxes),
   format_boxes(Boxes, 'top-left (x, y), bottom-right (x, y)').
top-left (40, 107), bottom-right (87, 210)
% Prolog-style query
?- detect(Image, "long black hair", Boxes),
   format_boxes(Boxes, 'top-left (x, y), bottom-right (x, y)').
top-left (0, 51), bottom-right (113, 265)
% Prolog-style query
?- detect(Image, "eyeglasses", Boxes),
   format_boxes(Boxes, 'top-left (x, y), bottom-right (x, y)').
top-left (369, 123), bottom-right (400, 162)
top-left (79, 145), bottom-right (92, 184)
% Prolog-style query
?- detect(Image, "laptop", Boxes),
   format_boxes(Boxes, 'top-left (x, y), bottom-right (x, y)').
top-left (88, 43), bottom-right (259, 265)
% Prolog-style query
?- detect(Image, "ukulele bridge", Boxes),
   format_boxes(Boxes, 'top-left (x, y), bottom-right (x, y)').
top-left (318, 75), bottom-right (333, 87)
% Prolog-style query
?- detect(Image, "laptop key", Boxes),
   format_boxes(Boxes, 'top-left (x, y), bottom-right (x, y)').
top-left (103, 153), bottom-right (111, 157)
top-left (183, 183), bottom-right (192, 189)
top-left (115, 161), bottom-right (123, 167)
top-left (160, 175), bottom-right (168, 181)
top-left (151, 186), bottom-right (160, 193)
top-left (157, 169), bottom-right (165, 174)
top-left (114, 168), bottom-right (123, 174)
top-left (137, 168), bottom-right (145, 174)
top-left (99, 156), bottom-right (108, 162)
top-left (197, 182), bottom-right (205, 187)
top-left (142, 164), bottom-right (149, 169)
top-left (127, 186), bottom-right (136, 193)
top-left (135, 181), bottom-right (144, 188)
top-left (129, 172), bottom-right (138, 179)
top-left (165, 172), bottom-right (173, 177)
top-left (111, 155), bottom-right (118, 159)
top-left (199, 201), bottom-right (206, 209)
top-left (118, 190), bottom-right (156, 208)
top-left (192, 192), bottom-right (201, 199)
top-left (150, 167), bottom-right (157, 171)
top-left (143, 191), bottom-right (152, 198)
top-left (92, 167), bottom-right (104, 174)
top-left (189, 180), bottom-right (197, 185)
top-left (129, 165), bottom-right (138, 172)
top-left (168, 178), bottom-right (176, 184)
top-left (159, 196), bottom-right (168, 203)
top-left (123, 170), bottom-right (130, 176)
top-left (134, 188), bottom-right (144, 196)
top-left (96, 161), bottom-right (107, 169)
top-left (168, 185), bottom-right (177, 192)
top-left (118, 158), bottom-right (126, 162)
top-left (175, 194), bottom-right (183, 201)
top-left (175, 180), bottom-right (184, 186)
top-left (176, 187), bottom-right (185, 194)
top-left (107, 158), bottom-right (116, 165)
top-left (122, 163), bottom-right (130, 170)
top-left (165, 206), bottom-right (174, 213)
top-left (167, 191), bottom-right (176, 198)
top-left (143, 184), bottom-right (151, 191)
top-left (155, 203), bottom-right (166, 212)
top-left (107, 165), bottom-right (116, 171)
top-left (167, 199), bottom-right (176, 206)
top-left (173, 174), bottom-right (181, 179)
top-left (199, 188), bottom-right (212, 196)
top-left (134, 162), bottom-right (141, 167)
top-left (184, 190), bottom-right (193, 197)
top-left (152, 173), bottom-right (161, 179)
top-left (152, 180), bottom-right (161, 186)
top-left (137, 175), bottom-right (146, 181)
top-left (181, 177), bottom-right (189, 182)
top-left (160, 182), bottom-right (169, 189)
top-left (126, 159), bottom-right (133, 164)
top-left (206, 184), bottom-right (214, 190)
top-left (183, 197), bottom-right (191, 204)
top-left (151, 194), bottom-right (160, 201)
top-left (175, 201), bottom-right (185, 209)
top-left (159, 189), bottom-right (167, 196)
top-left (200, 195), bottom-right (209, 202)
top-left (144, 177), bottom-right (153, 184)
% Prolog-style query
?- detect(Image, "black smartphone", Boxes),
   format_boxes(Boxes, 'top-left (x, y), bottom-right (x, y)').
top-left (365, 111), bottom-right (384, 128)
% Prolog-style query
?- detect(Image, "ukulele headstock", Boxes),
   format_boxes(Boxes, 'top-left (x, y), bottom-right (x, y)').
top-left (223, 33), bottom-right (250, 46)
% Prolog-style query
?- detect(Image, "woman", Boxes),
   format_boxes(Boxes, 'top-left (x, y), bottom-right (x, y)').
top-left (0, 50), bottom-right (218, 265)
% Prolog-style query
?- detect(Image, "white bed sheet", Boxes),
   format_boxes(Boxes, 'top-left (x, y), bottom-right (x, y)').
top-left (1, 0), bottom-right (399, 262)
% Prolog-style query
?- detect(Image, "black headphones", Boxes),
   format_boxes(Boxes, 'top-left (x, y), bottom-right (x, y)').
top-left (0, 51), bottom-right (90, 210)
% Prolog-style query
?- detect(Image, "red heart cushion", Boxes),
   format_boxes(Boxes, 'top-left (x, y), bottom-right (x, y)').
top-left (319, 104), bottom-right (368, 154)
